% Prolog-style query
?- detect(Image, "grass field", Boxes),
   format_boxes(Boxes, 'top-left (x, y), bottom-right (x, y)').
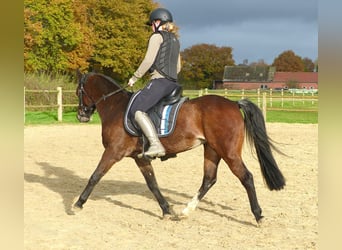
top-left (24, 89), bottom-right (318, 125)
top-left (24, 108), bottom-right (317, 125)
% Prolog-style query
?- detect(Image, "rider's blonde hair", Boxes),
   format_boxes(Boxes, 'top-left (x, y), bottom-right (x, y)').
top-left (159, 22), bottom-right (176, 33)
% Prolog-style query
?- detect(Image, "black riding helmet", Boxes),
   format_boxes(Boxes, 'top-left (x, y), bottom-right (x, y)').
top-left (147, 8), bottom-right (173, 26)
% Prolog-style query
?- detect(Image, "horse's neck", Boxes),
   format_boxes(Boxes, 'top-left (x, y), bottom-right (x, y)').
top-left (96, 91), bottom-right (129, 120)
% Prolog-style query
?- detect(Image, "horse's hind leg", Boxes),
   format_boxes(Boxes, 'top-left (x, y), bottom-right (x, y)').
top-left (182, 145), bottom-right (220, 217)
top-left (224, 155), bottom-right (263, 222)
top-left (134, 158), bottom-right (171, 218)
top-left (74, 148), bottom-right (118, 209)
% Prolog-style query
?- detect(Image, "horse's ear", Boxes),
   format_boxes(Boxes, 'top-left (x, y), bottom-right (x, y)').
top-left (76, 69), bottom-right (83, 83)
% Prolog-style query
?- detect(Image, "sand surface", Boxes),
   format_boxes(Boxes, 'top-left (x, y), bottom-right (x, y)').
top-left (24, 123), bottom-right (318, 249)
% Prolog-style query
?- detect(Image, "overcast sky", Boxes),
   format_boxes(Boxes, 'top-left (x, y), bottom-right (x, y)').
top-left (154, 0), bottom-right (318, 64)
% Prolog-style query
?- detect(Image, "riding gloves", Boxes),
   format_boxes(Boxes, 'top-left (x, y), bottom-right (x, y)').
top-left (128, 75), bottom-right (138, 87)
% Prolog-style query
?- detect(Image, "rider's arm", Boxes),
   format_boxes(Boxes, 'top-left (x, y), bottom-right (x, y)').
top-left (177, 54), bottom-right (181, 74)
top-left (133, 33), bottom-right (163, 80)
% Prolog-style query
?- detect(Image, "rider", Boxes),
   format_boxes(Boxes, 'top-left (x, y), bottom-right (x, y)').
top-left (127, 8), bottom-right (181, 158)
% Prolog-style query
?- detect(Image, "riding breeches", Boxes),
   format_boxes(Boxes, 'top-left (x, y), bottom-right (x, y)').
top-left (129, 78), bottom-right (180, 118)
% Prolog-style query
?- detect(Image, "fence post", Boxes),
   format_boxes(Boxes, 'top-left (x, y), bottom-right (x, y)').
top-left (292, 91), bottom-right (295, 105)
top-left (257, 88), bottom-right (260, 107)
top-left (262, 92), bottom-right (267, 122)
top-left (269, 88), bottom-right (273, 107)
top-left (57, 87), bottom-right (62, 121)
top-left (281, 88), bottom-right (284, 108)
top-left (241, 89), bottom-right (244, 99)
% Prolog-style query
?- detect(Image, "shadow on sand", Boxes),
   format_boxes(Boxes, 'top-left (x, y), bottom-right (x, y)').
top-left (24, 161), bottom-right (255, 226)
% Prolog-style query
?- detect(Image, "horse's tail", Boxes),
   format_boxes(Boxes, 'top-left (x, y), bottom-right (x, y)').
top-left (238, 99), bottom-right (286, 191)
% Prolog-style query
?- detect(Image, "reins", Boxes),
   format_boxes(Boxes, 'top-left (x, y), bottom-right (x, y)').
top-left (93, 83), bottom-right (130, 106)
top-left (79, 72), bottom-right (130, 109)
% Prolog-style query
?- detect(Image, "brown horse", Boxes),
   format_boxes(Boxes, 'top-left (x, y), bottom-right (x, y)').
top-left (74, 71), bottom-right (285, 223)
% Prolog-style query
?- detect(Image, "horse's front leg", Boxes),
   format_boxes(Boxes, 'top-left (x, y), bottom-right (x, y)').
top-left (134, 157), bottom-right (171, 219)
top-left (74, 148), bottom-right (119, 209)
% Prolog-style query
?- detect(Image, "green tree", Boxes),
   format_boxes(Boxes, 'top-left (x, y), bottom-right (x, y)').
top-left (302, 57), bottom-right (315, 72)
top-left (272, 50), bottom-right (304, 72)
top-left (179, 44), bottom-right (235, 89)
top-left (313, 58), bottom-right (318, 72)
top-left (87, 0), bottom-right (158, 82)
top-left (24, 0), bottom-right (91, 73)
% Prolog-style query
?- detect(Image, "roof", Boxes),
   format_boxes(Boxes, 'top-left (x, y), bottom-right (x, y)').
top-left (223, 66), bottom-right (318, 83)
top-left (223, 65), bottom-right (275, 82)
top-left (273, 72), bottom-right (318, 83)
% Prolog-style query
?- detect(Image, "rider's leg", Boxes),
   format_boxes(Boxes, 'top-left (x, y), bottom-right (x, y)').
top-left (134, 110), bottom-right (165, 157)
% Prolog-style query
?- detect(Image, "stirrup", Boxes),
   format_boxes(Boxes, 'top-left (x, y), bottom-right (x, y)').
top-left (137, 148), bottom-right (165, 159)
top-left (137, 152), bottom-right (154, 160)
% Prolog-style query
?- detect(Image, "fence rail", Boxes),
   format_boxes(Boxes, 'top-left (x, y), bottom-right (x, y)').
top-left (24, 87), bottom-right (318, 122)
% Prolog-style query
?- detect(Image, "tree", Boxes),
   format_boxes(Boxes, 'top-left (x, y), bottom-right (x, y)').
top-left (66, 0), bottom-right (95, 72)
top-left (313, 58), bottom-right (318, 72)
top-left (272, 50), bottom-right (304, 72)
top-left (86, 0), bottom-right (158, 82)
top-left (302, 57), bottom-right (315, 72)
top-left (179, 44), bottom-right (235, 89)
top-left (24, 0), bottom-right (92, 73)
top-left (249, 59), bottom-right (269, 67)
top-left (24, 0), bottom-right (160, 81)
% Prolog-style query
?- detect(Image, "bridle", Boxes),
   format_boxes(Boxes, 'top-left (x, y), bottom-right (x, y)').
top-left (77, 73), bottom-right (128, 116)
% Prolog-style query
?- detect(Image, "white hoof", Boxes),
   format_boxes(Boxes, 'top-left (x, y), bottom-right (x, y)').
top-left (182, 207), bottom-right (191, 217)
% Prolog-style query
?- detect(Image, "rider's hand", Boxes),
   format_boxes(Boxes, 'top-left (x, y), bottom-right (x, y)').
top-left (128, 76), bottom-right (137, 87)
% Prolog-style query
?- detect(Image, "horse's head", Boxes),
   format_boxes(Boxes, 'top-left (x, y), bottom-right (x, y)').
top-left (76, 70), bottom-right (128, 123)
top-left (76, 70), bottom-right (96, 123)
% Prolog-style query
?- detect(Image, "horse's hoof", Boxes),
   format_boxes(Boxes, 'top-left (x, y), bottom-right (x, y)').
top-left (163, 213), bottom-right (173, 220)
top-left (256, 216), bottom-right (266, 227)
top-left (70, 205), bottom-right (82, 215)
top-left (71, 198), bottom-right (83, 213)
top-left (181, 207), bottom-right (192, 217)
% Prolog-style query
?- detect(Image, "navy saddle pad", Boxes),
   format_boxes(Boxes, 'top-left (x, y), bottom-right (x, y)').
top-left (124, 90), bottom-right (188, 137)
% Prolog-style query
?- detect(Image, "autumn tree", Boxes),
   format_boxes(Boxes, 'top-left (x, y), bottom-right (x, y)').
top-left (66, 0), bottom-right (95, 72)
top-left (179, 44), bottom-right (235, 89)
top-left (24, 0), bottom-right (160, 82)
top-left (24, 0), bottom-right (92, 73)
top-left (86, 0), bottom-right (158, 82)
top-left (272, 50), bottom-right (304, 72)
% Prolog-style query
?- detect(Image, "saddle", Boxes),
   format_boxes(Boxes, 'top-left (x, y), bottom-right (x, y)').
top-left (124, 86), bottom-right (188, 137)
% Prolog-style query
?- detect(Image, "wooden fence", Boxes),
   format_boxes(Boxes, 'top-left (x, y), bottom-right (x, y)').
top-left (24, 87), bottom-right (318, 122)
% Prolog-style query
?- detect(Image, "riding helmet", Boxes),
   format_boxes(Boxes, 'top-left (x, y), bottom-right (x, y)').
top-left (148, 8), bottom-right (173, 25)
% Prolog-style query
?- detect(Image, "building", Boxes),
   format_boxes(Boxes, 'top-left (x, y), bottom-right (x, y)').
top-left (215, 65), bottom-right (318, 90)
